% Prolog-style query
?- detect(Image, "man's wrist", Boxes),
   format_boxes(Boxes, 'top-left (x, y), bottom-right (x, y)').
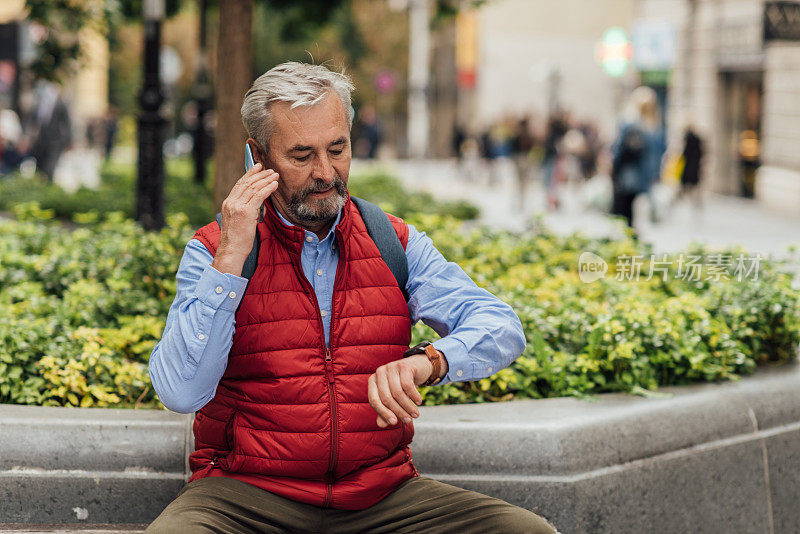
top-left (403, 342), bottom-right (448, 386)
top-left (211, 247), bottom-right (248, 276)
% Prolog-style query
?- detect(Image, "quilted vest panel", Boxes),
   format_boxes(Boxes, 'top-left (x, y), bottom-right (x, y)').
top-left (186, 196), bottom-right (417, 510)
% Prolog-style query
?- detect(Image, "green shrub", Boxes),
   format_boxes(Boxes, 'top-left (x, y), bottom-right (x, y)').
top-left (0, 158), bottom-right (214, 227)
top-left (406, 214), bottom-right (800, 403)
top-left (1, 191), bottom-right (798, 409)
top-left (0, 203), bottom-right (193, 408)
top-left (0, 160), bottom-right (478, 227)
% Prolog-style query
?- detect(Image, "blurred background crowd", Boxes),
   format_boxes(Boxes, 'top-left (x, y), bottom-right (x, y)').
top-left (0, 0), bottom-right (798, 233)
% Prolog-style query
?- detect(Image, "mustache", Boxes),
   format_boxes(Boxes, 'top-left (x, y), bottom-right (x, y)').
top-left (296, 174), bottom-right (347, 200)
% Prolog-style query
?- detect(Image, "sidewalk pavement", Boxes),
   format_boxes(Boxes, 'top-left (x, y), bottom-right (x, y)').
top-left (0, 528), bottom-right (145, 533)
top-left (354, 158), bottom-right (800, 259)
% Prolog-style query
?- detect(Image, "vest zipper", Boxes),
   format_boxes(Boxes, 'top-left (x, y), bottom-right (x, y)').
top-left (291, 232), bottom-right (346, 508)
top-left (306, 289), bottom-right (338, 508)
top-left (324, 347), bottom-right (338, 507)
top-left (297, 279), bottom-right (338, 507)
top-left (323, 231), bottom-right (346, 507)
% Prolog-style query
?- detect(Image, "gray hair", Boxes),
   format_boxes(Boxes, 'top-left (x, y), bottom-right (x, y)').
top-left (241, 62), bottom-right (355, 151)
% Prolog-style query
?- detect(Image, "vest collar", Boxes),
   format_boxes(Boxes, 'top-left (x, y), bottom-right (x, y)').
top-left (261, 193), bottom-right (355, 256)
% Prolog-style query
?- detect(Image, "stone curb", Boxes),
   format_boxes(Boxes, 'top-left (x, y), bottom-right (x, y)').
top-left (2, 361), bottom-right (799, 532)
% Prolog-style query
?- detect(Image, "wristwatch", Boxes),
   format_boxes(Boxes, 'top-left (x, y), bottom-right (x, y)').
top-left (403, 342), bottom-right (445, 386)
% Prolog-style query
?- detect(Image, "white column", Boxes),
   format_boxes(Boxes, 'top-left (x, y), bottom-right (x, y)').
top-left (407, 0), bottom-right (430, 159)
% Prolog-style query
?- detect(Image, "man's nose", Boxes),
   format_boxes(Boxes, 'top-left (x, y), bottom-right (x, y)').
top-left (312, 153), bottom-right (335, 182)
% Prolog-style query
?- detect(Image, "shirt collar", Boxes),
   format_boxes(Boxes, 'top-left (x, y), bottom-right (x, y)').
top-left (270, 201), bottom-right (342, 248)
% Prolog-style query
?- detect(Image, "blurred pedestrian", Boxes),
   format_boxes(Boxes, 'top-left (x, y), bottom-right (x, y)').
top-left (353, 105), bottom-right (381, 159)
top-left (485, 118), bottom-right (513, 185)
top-left (0, 105), bottom-right (25, 175)
top-left (610, 86), bottom-right (665, 229)
top-left (541, 114), bottom-right (567, 210)
top-left (678, 124), bottom-right (704, 212)
top-left (452, 123), bottom-right (466, 160)
top-left (30, 81), bottom-right (72, 181)
top-left (104, 106), bottom-right (119, 161)
top-left (512, 116), bottom-right (536, 210)
top-left (578, 121), bottom-right (600, 180)
top-left (458, 136), bottom-right (482, 182)
top-left (738, 129), bottom-right (759, 198)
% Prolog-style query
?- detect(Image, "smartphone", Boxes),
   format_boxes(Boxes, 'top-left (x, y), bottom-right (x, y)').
top-left (246, 143), bottom-right (267, 222)
top-left (245, 143), bottom-right (255, 171)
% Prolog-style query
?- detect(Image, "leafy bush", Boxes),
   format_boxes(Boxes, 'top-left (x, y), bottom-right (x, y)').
top-left (0, 159), bottom-right (214, 227)
top-left (1, 184), bottom-right (798, 409)
top-left (0, 204), bottom-right (193, 408)
top-left (0, 160), bottom-right (478, 227)
top-left (406, 214), bottom-right (800, 404)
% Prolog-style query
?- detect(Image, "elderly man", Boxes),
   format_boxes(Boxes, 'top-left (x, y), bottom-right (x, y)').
top-left (147, 62), bottom-right (556, 533)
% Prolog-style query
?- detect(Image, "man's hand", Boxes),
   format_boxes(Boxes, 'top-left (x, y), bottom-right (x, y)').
top-left (367, 352), bottom-right (447, 428)
top-left (212, 163), bottom-right (279, 276)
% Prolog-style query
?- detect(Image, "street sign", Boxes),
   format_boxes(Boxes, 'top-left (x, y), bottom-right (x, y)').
top-left (764, 1), bottom-right (800, 41)
top-left (632, 20), bottom-right (676, 70)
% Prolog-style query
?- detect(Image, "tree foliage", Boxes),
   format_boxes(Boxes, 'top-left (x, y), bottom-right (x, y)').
top-left (24, 0), bottom-right (183, 83)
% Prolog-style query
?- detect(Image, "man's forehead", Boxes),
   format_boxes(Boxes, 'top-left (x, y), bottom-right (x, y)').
top-left (269, 94), bottom-right (349, 149)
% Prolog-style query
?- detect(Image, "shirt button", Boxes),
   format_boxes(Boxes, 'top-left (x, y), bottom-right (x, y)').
top-left (321, 310), bottom-right (328, 317)
top-left (198, 333), bottom-right (205, 340)
top-left (228, 291), bottom-right (236, 299)
top-left (456, 370), bottom-right (463, 377)
top-left (306, 236), bottom-right (313, 242)
top-left (317, 269), bottom-right (323, 276)
top-left (215, 286), bottom-right (223, 294)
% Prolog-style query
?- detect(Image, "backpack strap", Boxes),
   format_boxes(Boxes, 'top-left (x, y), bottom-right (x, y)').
top-left (351, 196), bottom-right (409, 301)
top-left (215, 205), bottom-right (262, 282)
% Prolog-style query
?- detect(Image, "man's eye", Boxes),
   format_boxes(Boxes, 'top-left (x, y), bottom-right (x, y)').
top-left (330, 149), bottom-right (344, 156)
top-left (296, 154), bottom-right (311, 162)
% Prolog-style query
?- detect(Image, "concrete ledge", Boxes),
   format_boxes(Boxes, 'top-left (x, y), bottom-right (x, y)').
top-left (412, 360), bottom-right (800, 533)
top-left (0, 407), bottom-right (191, 525)
top-left (2, 361), bottom-right (800, 532)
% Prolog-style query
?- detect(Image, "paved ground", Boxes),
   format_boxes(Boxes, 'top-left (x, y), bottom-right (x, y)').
top-left (354, 158), bottom-right (800, 259)
top-left (0, 528), bottom-right (146, 533)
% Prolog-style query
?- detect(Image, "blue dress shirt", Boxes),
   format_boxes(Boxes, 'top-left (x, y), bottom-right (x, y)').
top-left (149, 204), bottom-right (526, 414)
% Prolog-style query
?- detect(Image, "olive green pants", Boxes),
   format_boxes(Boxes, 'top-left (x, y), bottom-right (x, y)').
top-left (145, 476), bottom-right (557, 534)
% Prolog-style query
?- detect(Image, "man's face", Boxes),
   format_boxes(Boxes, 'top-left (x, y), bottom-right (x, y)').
top-left (263, 91), bottom-right (351, 227)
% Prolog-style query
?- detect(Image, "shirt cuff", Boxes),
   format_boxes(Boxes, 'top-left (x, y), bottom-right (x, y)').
top-left (432, 336), bottom-right (472, 385)
top-left (195, 264), bottom-right (248, 312)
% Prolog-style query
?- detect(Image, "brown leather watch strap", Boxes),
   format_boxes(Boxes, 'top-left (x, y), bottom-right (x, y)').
top-left (422, 344), bottom-right (443, 386)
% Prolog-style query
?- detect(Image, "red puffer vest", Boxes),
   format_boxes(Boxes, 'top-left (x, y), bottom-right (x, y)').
top-left (186, 196), bottom-right (418, 510)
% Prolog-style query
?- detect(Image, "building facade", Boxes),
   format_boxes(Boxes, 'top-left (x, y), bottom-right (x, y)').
top-left (0, 0), bottom-right (109, 141)
top-left (469, 0), bottom-right (636, 140)
top-left (649, 0), bottom-right (800, 211)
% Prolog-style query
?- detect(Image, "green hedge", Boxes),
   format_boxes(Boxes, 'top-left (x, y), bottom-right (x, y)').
top-left (411, 215), bottom-right (800, 403)
top-left (0, 203), bottom-right (193, 407)
top-left (0, 159), bottom-right (214, 228)
top-left (0, 160), bottom-right (479, 227)
top-left (1, 190), bottom-right (798, 409)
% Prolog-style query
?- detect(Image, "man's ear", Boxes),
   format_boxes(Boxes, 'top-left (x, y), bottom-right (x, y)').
top-left (246, 138), bottom-right (268, 167)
